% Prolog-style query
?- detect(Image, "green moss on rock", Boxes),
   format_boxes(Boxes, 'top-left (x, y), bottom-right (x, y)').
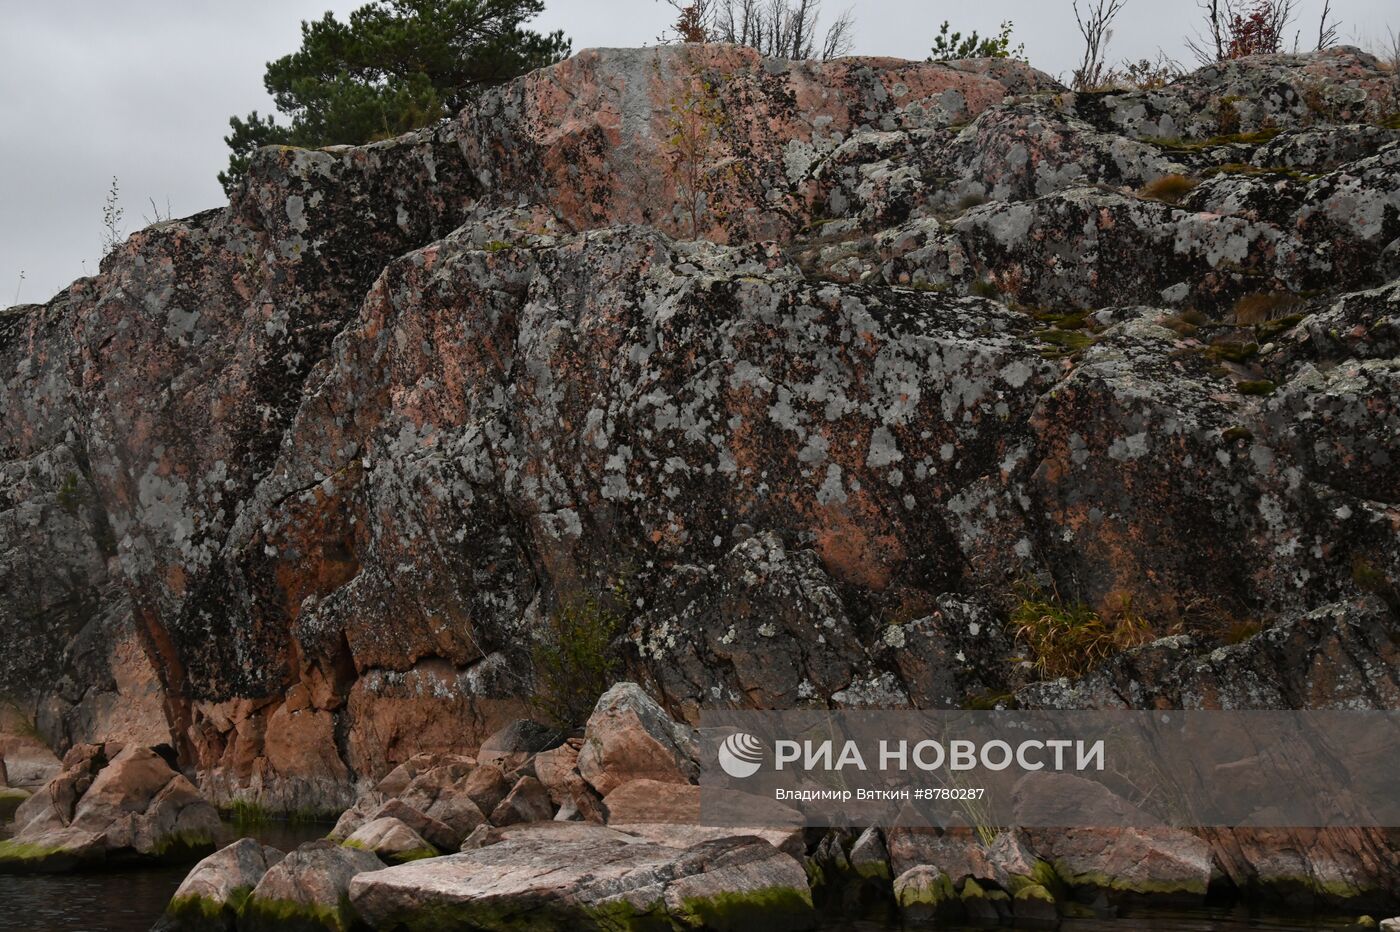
top-left (961, 877), bottom-right (1000, 900)
top-left (0, 838), bottom-right (102, 874)
top-left (673, 885), bottom-right (816, 931)
top-left (166, 889), bottom-right (253, 923)
top-left (1255, 873), bottom-right (1376, 903)
top-left (896, 869), bottom-right (956, 907)
top-left (389, 847), bottom-right (439, 864)
top-left (1015, 882), bottom-right (1056, 904)
top-left (241, 894), bottom-right (358, 932)
top-left (853, 858), bottom-right (892, 882)
top-left (341, 838), bottom-right (436, 864)
top-left (151, 831), bottom-right (217, 860)
top-left (0, 840), bottom-right (69, 864)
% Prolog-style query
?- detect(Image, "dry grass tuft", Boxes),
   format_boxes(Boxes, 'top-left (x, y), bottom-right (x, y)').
top-left (1011, 586), bottom-right (1155, 680)
top-left (1139, 174), bottom-right (1200, 205)
top-left (1233, 291), bottom-right (1304, 326)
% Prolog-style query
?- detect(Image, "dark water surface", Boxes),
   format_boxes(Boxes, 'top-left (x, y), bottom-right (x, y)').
top-left (0, 819), bottom-right (328, 932)
top-left (825, 916), bottom-right (1371, 932)
top-left (0, 823), bottom-right (1378, 932)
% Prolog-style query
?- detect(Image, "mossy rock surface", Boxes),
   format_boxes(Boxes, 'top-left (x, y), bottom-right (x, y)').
top-left (1250, 872), bottom-right (1382, 907)
top-left (150, 831), bottom-right (218, 862)
top-left (0, 838), bottom-right (101, 874)
top-left (1014, 882), bottom-right (1057, 904)
top-left (162, 890), bottom-right (253, 930)
top-left (240, 894), bottom-right (360, 932)
top-left (341, 838), bottom-right (438, 865)
top-left (673, 885), bottom-right (816, 932)
top-left (1011, 882), bottom-right (1060, 924)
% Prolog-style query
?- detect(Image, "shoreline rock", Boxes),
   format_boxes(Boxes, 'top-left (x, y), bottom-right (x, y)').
top-left (348, 824), bottom-right (816, 932)
top-left (0, 744), bottom-right (219, 873)
top-left (146, 683), bottom-right (1400, 928)
top-left (154, 838), bottom-right (284, 932)
top-left (241, 840), bottom-right (384, 932)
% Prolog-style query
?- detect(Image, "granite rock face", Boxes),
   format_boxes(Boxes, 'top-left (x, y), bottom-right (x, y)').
top-left (0, 43), bottom-right (1397, 900)
top-left (347, 823), bottom-right (815, 932)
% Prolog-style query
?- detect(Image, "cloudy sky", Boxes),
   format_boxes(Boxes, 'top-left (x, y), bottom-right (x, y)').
top-left (2, 0), bottom-right (1394, 303)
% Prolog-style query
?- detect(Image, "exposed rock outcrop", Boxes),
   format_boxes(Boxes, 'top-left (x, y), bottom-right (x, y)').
top-left (2, 40), bottom-right (1399, 913)
top-left (158, 677), bottom-right (1400, 926)
top-left (348, 823), bottom-right (816, 932)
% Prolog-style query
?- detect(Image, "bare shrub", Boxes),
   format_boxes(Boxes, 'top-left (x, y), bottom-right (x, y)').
top-left (1072, 0), bottom-right (1128, 91)
top-left (660, 0), bottom-right (853, 59)
top-left (101, 176), bottom-right (124, 258)
top-left (1188, 0), bottom-right (1301, 63)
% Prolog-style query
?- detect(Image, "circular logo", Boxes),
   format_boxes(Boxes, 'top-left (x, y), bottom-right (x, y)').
top-left (718, 732), bottom-right (765, 779)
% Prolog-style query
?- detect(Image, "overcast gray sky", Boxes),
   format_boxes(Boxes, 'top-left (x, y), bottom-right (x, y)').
top-left (2, 0), bottom-right (1394, 304)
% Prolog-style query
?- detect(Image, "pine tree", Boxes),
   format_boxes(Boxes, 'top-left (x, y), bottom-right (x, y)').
top-left (220, 0), bottom-right (569, 193)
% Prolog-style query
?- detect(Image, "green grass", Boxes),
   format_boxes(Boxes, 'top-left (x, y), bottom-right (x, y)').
top-left (55, 472), bottom-right (83, 516)
top-left (1236, 379), bottom-right (1277, 396)
top-left (1010, 586), bottom-right (1155, 680)
top-left (969, 279), bottom-right (1002, 299)
top-left (226, 799), bottom-right (337, 828)
top-left (962, 691), bottom-right (1016, 711)
top-left (1351, 557), bottom-right (1399, 613)
top-left (167, 893), bottom-right (237, 922)
top-left (1035, 326), bottom-right (1097, 360)
top-left (529, 592), bottom-right (625, 730)
top-left (1205, 163), bottom-right (1313, 181)
top-left (1147, 128), bottom-right (1282, 151)
top-left (0, 701), bottom-right (44, 741)
top-left (955, 192), bottom-right (990, 212)
top-left (1031, 309), bottom-right (1091, 329)
top-left (1206, 340), bottom-right (1259, 364)
top-left (1255, 313), bottom-right (1305, 341)
top-left (227, 799), bottom-right (271, 827)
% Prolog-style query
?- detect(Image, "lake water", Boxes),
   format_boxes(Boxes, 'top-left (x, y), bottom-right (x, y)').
top-left (0, 822), bottom-right (1382, 932)
top-left (0, 819), bottom-right (329, 932)
top-left (826, 917), bottom-right (1374, 932)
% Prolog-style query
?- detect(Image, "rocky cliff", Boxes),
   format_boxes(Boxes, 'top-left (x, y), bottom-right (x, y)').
top-left (2, 44), bottom-right (1398, 821)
